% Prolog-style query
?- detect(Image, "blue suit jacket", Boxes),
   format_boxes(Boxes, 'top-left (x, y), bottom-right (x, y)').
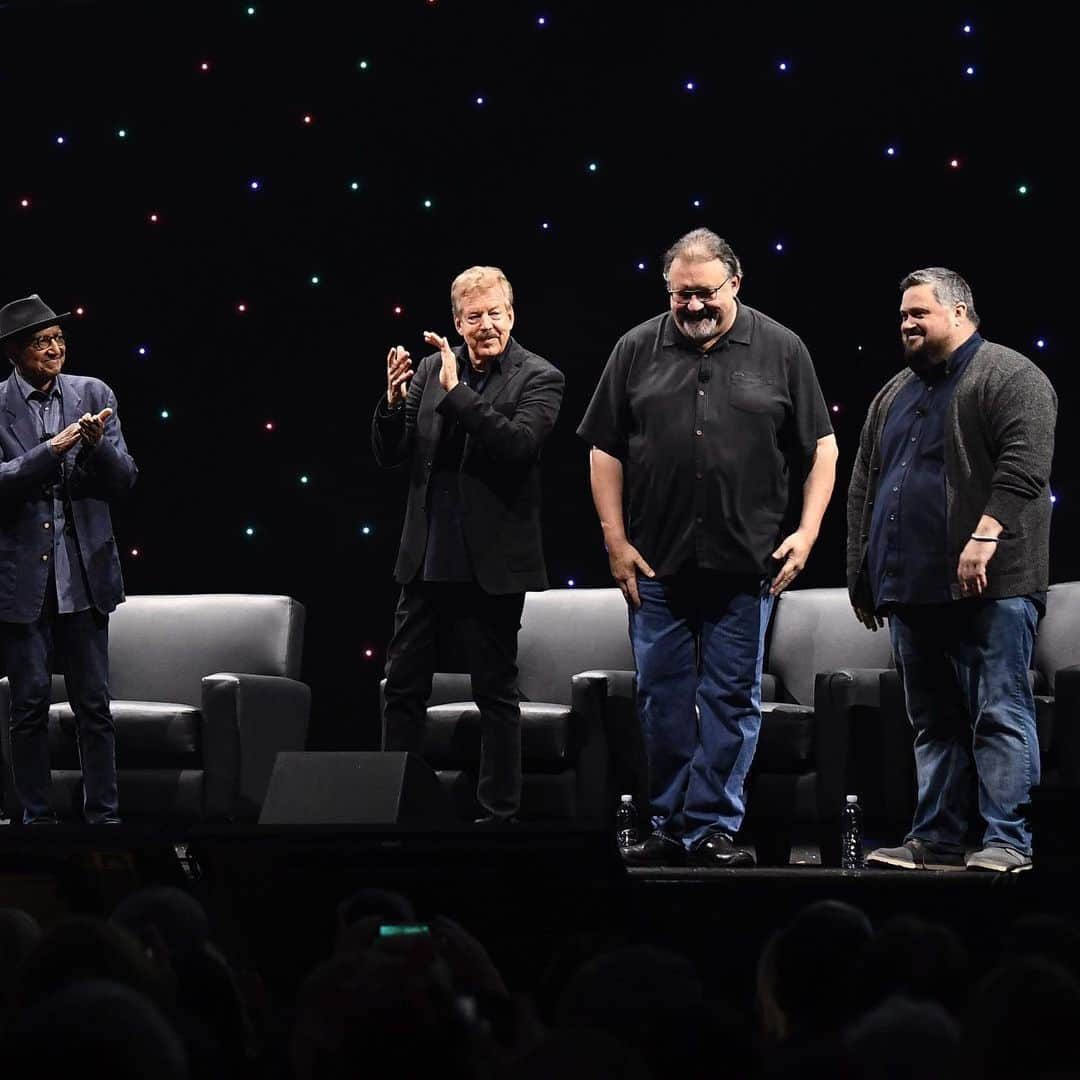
top-left (0, 371), bottom-right (137, 622)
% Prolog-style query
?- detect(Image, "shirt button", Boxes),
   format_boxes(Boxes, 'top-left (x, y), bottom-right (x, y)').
top-left (698, 389), bottom-right (705, 396)
top-left (41, 553), bottom-right (49, 562)
top-left (888, 514), bottom-right (896, 521)
top-left (900, 461), bottom-right (906, 467)
top-left (695, 429), bottom-right (703, 436)
top-left (43, 521), bottom-right (51, 530)
top-left (910, 436), bottom-right (917, 443)
top-left (892, 485), bottom-right (899, 492)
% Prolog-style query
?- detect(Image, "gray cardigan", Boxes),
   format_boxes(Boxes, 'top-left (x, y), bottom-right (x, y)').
top-left (846, 339), bottom-right (1057, 609)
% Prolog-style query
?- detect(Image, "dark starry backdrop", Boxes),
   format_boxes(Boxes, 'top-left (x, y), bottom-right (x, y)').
top-left (1, 0), bottom-right (1072, 750)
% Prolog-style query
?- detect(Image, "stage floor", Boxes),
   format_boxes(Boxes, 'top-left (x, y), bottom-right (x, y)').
top-left (1, 823), bottom-right (1068, 992)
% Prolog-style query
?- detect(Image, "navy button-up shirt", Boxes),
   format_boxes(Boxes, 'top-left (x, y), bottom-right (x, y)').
top-left (14, 371), bottom-right (92, 614)
top-left (868, 334), bottom-right (983, 611)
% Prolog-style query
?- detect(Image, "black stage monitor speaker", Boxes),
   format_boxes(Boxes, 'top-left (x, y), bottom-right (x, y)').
top-left (258, 751), bottom-right (452, 825)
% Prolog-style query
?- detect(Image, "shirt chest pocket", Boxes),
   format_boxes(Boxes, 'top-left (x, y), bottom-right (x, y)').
top-left (728, 370), bottom-right (779, 414)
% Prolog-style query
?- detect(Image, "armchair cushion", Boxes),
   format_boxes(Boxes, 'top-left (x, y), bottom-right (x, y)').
top-left (425, 702), bottom-right (575, 769)
top-left (55, 701), bottom-right (201, 766)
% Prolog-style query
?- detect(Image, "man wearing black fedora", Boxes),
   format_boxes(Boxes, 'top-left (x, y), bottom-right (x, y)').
top-left (0, 294), bottom-right (137, 824)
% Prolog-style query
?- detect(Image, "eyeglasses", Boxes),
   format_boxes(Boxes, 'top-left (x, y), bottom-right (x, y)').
top-left (667, 277), bottom-right (732, 305)
top-left (28, 332), bottom-right (65, 352)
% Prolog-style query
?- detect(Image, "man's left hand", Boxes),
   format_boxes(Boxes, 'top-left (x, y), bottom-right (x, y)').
top-left (424, 331), bottom-right (458, 392)
top-left (78, 407), bottom-right (113, 448)
top-left (957, 537), bottom-right (997, 596)
top-left (770, 529), bottom-right (815, 596)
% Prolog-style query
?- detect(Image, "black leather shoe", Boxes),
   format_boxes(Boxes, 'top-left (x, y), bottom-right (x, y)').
top-left (620, 831), bottom-right (686, 866)
top-left (473, 815), bottom-right (520, 825)
top-left (690, 834), bottom-right (756, 868)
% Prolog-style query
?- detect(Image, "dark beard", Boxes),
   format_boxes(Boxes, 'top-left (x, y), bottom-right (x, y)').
top-left (903, 338), bottom-right (946, 374)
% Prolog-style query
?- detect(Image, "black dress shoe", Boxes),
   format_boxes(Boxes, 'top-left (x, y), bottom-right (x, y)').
top-left (620, 831), bottom-right (686, 866)
top-left (689, 834), bottom-right (756, 868)
top-left (473, 815), bottom-right (520, 825)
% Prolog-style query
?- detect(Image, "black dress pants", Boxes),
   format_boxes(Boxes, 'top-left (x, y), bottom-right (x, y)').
top-left (382, 580), bottom-right (525, 819)
top-left (1, 595), bottom-right (118, 824)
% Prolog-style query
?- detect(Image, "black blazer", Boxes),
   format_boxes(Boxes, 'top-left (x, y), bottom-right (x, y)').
top-left (372, 337), bottom-right (564, 595)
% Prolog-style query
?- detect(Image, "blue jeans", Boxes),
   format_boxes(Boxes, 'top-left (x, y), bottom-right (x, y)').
top-left (630, 570), bottom-right (774, 848)
top-left (889, 597), bottom-right (1039, 854)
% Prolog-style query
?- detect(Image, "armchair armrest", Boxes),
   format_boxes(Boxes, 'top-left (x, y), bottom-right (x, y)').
top-left (202, 673), bottom-right (311, 822)
top-left (812, 668), bottom-right (892, 865)
top-left (1054, 664), bottom-right (1080, 788)
top-left (571, 669), bottom-right (645, 825)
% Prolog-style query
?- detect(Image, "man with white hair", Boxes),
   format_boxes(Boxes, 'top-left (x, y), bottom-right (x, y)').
top-left (373, 266), bottom-right (564, 824)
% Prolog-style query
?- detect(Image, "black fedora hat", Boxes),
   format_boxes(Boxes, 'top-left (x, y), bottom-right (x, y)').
top-left (0, 294), bottom-right (71, 344)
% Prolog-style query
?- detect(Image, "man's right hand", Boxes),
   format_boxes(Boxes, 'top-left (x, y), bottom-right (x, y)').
top-left (608, 539), bottom-right (656, 609)
top-left (48, 422), bottom-right (82, 455)
top-left (853, 606), bottom-right (884, 631)
top-left (386, 345), bottom-right (413, 406)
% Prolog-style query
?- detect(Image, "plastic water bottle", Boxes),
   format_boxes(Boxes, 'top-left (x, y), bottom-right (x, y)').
top-left (616, 794), bottom-right (640, 850)
top-left (841, 794), bottom-right (863, 869)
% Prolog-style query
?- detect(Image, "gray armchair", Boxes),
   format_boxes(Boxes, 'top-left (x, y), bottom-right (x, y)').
top-left (745, 586), bottom-right (895, 865)
top-left (380, 587), bottom-right (637, 823)
top-left (0, 593), bottom-right (310, 823)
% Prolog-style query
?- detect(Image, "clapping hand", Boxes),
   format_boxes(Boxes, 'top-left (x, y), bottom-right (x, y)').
top-left (386, 345), bottom-right (413, 406)
top-left (78, 407), bottom-right (113, 448)
top-left (423, 331), bottom-right (458, 393)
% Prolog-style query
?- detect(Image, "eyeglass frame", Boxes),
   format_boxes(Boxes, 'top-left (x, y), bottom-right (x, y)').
top-left (25, 331), bottom-right (66, 352)
top-left (666, 276), bottom-right (735, 306)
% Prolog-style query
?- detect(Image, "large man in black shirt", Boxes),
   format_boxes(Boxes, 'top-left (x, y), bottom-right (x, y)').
top-left (373, 266), bottom-right (564, 824)
top-left (579, 229), bottom-right (837, 865)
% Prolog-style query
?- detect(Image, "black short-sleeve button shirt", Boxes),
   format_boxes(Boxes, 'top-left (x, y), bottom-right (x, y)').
top-left (578, 303), bottom-right (833, 577)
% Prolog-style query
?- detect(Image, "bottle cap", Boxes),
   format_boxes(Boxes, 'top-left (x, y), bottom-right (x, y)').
top-left (845, 794), bottom-right (858, 803)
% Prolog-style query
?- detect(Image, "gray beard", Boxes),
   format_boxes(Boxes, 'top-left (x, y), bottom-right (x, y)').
top-left (676, 313), bottom-right (721, 342)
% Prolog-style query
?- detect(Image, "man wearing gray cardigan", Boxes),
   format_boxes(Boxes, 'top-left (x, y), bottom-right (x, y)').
top-left (847, 267), bottom-right (1056, 873)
